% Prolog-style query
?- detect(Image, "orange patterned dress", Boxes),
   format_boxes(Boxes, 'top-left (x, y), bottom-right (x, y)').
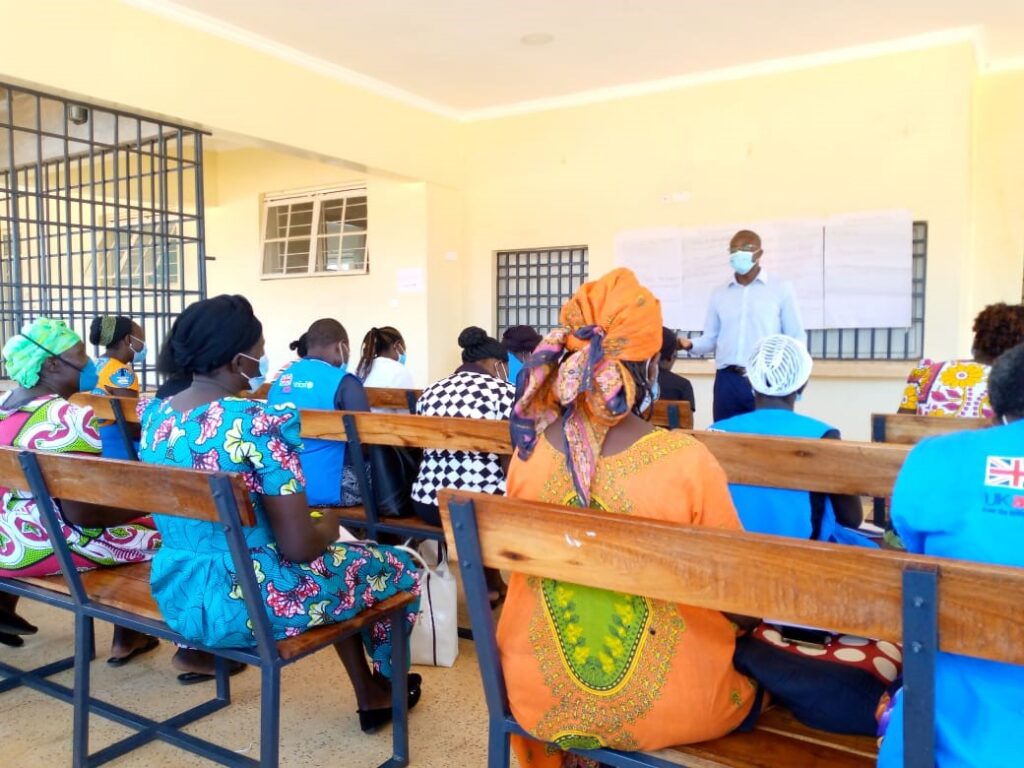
top-left (496, 429), bottom-right (755, 767)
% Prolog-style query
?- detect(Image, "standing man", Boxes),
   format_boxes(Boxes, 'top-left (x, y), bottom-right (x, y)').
top-left (677, 229), bottom-right (804, 421)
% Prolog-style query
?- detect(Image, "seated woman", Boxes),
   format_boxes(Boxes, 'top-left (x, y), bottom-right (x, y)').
top-left (89, 314), bottom-right (147, 459)
top-left (878, 342), bottom-right (1024, 766)
top-left (268, 319), bottom-right (370, 507)
top-left (411, 327), bottom-right (514, 527)
top-left (90, 315), bottom-right (147, 397)
top-left (501, 324), bottom-right (542, 386)
top-left (138, 295), bottom-right (422, 731)
top-left (355, 326), bottom-right (414, 394)
top-left (657, 326), bottom-right (696, 413)
top-left (0, 318), bottom-right (160, 662)
top-left (899, 302), bottom-right (1024, 418)
top-left (712, 335), bottom-right (893, 737)
top-left (499, 269), bottom-right (757, 766)
top-left (711, 334), bottom-right (870, 546)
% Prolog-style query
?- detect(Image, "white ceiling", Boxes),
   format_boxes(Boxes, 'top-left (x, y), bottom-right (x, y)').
top-left (136, 0), bottom-right (1024, 117)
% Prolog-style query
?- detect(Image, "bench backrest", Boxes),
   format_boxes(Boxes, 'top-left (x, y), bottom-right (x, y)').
top-left (439, 489), bottom-right (1024, 663)
top-left (72, 394), bottom-right (908, 497)
top-left (871, 413), bottom-right (991, 445)
top-left (0, 444), bottom-right (253, 526)
top-left (303, 411), bottom-right (908, 498)
top-left (648, 399), bottom-right (694, 429)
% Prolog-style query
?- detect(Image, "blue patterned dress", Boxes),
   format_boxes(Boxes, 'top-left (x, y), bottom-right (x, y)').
top-left (137, 396), bottom-right (420, 675)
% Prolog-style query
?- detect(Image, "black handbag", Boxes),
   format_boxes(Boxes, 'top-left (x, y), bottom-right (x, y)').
top-left (367, 445), bottom-right (422, 518)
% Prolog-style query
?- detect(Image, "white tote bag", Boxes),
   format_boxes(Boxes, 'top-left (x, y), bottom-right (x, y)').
top-left (397, 542), bottom-right (459, 668)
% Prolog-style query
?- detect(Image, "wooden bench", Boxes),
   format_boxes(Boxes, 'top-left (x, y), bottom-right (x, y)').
top-left (72, 395), bottom-right (906, 539)
top-left (0, 446), bottom-right (415, 768)
top-left (867, 413), bottom-right (991, 525)
top-left (871, 412), bottom-right (990, 446)
top-left (438, 489), bottom-right (1024, 768)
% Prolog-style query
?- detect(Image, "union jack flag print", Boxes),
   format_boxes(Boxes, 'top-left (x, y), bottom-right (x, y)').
top-left (985, 456), bottom-right (1024, 490)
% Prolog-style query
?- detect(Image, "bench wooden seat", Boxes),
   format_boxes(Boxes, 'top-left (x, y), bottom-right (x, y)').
top-left (19, 563), bottom-right (414, 663)
top-left (439, 489), bottom-right (1024, 768)
top-left (659, 708), bottom-right (875, 767)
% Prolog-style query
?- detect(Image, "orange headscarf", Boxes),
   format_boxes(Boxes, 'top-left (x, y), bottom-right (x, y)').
top-left (511, 268), bottom-right (662, 504)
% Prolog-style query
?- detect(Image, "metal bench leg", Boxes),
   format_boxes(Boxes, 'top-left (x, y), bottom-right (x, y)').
top-left (488, 719), bottom-right (511, 768)
top-left (259, 664), bottom-right (281, 768)
top-left (381, 608), bottom-right (410, 768)
top-left (72, 614), bottom-right (93, 768)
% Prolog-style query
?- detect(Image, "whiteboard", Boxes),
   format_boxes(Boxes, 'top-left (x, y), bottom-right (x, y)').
top-left (614, 210), bottom-right (912, 333)
top-left (823, 211), bottom-right (913, 328)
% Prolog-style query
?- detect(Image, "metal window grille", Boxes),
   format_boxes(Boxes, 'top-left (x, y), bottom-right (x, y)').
top-left (496, 246), bottom-right (588, 337)
top-left (681, 221), bottom-right (927, 361)
top-left (261, 188), bottom-right (368, 277)
top-left (0, 82), bottom-right (207, 388)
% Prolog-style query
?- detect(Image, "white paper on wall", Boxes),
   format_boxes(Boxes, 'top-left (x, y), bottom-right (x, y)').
top-left (823, 211), bottom-right (913, 328)
top-left (677, 226), bottom-right (738, 330)
top-left (614, 230), bottom-right (686, 329)
top-left (752, 219), bottom-right (826, 329)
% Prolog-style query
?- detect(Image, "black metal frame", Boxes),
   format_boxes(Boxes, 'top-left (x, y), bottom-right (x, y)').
top-left (495, 246), bottom-right (588, 339)
top-left (447, 494), bottom-right (941, 768)
top-left (2, 449), bottom-right (411, 768)
top-left (0, 82), bottom-right (207, 389)
top-left (337, 413), bottom-right (447, 545)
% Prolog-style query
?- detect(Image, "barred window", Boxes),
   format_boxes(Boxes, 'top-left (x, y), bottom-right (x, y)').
top-left (261, 187), bottom-right (367, 277)
top-left (496, 246), bottom-right (588, 337)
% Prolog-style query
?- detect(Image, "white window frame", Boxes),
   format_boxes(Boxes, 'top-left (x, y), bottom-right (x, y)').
top-left (260, 186), bottom-right (368, 279)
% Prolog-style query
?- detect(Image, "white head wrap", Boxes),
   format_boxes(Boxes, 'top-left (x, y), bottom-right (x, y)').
top-left (747, 335), bottom-right (813, 397)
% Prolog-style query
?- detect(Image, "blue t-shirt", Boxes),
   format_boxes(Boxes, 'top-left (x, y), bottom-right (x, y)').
top-left (267, 358), bottom-right (347, 506)
top-left (878, 420), bottom-right (1024, 767)
top-left (712, 409), bottom-right (838, 540)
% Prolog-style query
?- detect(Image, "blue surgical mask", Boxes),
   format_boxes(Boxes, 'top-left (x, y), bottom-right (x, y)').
top-left (506, 353), bottom-right (524, 385)
top-left (77, 358), bottom-right (99, 393)
top-left (640, 371), bottom-right (661, 414)
top-left (398, 353), bottom-right (407, 366)
top-left (129, 335), bottom-right (148, 363)
top-left (729, 250), bottom-right (757, 276)
top-left (240, 353), bottom-right (270, 392)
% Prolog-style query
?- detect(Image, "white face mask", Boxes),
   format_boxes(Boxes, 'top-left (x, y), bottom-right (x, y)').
top-left (239, 353), bottom-right (270, 392)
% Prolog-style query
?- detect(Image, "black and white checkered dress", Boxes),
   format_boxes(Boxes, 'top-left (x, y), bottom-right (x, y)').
top-left (411, 370), bottom-right (516, 507)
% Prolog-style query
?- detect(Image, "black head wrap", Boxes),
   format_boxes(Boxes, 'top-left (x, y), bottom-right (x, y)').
top-left (501, 325), bottom-right (542, 355)
top-left (158, 295), bottom-right (262, 376)
top-left (89, 315), bottom-right (133, 348)
top-left (459, 326), bottom-right (506, 363)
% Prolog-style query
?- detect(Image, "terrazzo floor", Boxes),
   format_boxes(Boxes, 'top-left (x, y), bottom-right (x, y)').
top-left (0, 598), bottom-right (518, 767)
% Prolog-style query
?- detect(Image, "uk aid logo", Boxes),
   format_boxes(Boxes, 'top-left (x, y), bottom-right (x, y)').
top-left (983, 456), bottom-right (1024, 516)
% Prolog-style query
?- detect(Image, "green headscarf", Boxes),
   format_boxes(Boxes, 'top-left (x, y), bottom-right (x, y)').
top-left (2, 318), bottom-right (82, 387)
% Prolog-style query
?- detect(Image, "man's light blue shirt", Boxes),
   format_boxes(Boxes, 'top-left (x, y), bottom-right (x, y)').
top-left (687, 270), bottom-right (805, 368)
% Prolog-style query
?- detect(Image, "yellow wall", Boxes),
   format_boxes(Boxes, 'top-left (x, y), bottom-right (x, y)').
top-left (0, 0), bottom-right (459, 185)
top-left (205, 148), bottom-right (440, 386)
top-left (459, 44), bottom-right (989, 438)
top-left (971, 69), bottom-right (1024, 310)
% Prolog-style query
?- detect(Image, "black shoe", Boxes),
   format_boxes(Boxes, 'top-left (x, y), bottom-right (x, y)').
top-left (0, 631), bottom-right (25, 648)
top-left (358, 673), bottom-right (423, 734)
top-left (0, 609), bottom-right (38, 636)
